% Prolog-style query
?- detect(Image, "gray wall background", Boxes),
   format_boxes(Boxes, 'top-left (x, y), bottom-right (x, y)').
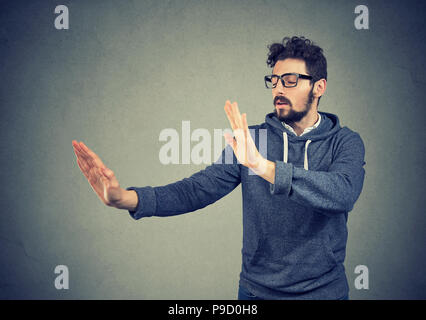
top-left (1, 0), bottom-right (425, 299)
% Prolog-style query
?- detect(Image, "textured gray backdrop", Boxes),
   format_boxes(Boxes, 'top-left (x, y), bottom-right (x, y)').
top-left (1, 0), bottom-right (425, 299)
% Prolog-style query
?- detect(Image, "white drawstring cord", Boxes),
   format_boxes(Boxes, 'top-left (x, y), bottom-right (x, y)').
top-left (283, 132), bottom-right (311, 170)
top-left (304, 140), bottom-right (312, 170)
top-left (283, 132), bottom-right (288, 163)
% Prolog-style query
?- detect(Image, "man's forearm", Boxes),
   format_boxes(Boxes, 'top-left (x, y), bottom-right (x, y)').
top-left (114, 189), bottom-right (138, 211)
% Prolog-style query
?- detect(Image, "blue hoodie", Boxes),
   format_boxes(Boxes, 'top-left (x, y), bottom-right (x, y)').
top-left (126, 111), bottom-right (366, 300)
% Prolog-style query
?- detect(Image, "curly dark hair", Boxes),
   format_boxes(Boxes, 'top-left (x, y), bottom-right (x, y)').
top-left (266, 36), bottom-right (327, 84)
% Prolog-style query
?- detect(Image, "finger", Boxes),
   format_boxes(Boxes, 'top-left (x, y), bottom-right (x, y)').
top-left (224, 100), bottom-right (238, 131)
top-left (72, 141), bottom-right (85, 159)
top-left (75, 145), bottom-right (96, 173)
top-left (232, 108), bottom-right (246, 141)
top-left (242, 113), bottom-right (256, 149)
top-left (72, 140), bottom-right (81, 148)
top-left (72, 140), bottom-right (79, 150)
top-left (223, 132), bottom-right (237, 151)
top-left (73, 140), bottom-right (85, 155)
top-left (73, 143), bottom-right (87, 163)
top-left (79, 142), bottom-right (97, 166)
top-left (76, 157), bottom-right (90, 179)
top-left (242, 113), bottom-right (249, 139)
top-left (242, 113), bottom-right (251, 161)
top-left (229, 103), bottom-right (243, 134)
top-left (72, 143), bottom-right (81, 158)
top-left (232, 102), bottom-right (243, 129)
top-left (229, 102), bottom-right (238, 127)
top-left (75, 141), bottom-right (94, 167)
top-left (73, 145), bottom-right (90, 172)
top-left (242, 113), bottom-right (248, 129)
top-left (80, 142), bottom-right (106, 169)
top-left (84, 143), bottom-right (106, 169)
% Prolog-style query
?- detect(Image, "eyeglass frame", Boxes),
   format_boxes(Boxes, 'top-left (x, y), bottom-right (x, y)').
top-left (264, 73), bottom-right (313, 89)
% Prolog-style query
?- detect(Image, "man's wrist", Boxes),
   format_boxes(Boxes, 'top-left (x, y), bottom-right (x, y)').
top-left (252, 157), bottom-right (276, 184)
top-left (114, 189), bottom-right (138, 211)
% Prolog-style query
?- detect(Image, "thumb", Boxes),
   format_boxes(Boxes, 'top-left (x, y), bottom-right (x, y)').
top-left (102, 167), bottom-right (114, 179)
top-left (223, 132), bottom-right (234, 146)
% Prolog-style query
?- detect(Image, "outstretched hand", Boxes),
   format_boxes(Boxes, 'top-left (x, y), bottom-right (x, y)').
top-left (72, 140), bottom-right (123, 207)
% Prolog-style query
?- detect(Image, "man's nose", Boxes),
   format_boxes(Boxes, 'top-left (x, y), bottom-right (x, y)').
top-left (273, 79), bottom-right (286, 95)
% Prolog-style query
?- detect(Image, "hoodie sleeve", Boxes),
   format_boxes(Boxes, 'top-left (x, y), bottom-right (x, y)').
top-left (270, 131), bottom-right (366, 215)
top-left (126, 145), bottom-right (241, 220)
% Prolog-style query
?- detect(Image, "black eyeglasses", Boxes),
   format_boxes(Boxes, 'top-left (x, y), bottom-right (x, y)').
top-left (264, 73), bottom-right (313, 89)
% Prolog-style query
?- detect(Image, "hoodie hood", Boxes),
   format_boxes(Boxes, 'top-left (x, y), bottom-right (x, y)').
top-left (265, 111), bottom-right (342, 170)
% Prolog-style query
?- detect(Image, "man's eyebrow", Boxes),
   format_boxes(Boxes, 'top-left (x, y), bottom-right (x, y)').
top-left (271, 72), bottom-right (295, 76)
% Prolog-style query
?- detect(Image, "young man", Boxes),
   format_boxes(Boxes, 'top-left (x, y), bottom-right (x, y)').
top-left (72, 36), bottom-right (365, 300)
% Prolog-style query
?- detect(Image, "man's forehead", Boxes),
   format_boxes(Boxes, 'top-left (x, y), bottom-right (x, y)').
top-left (272, 58), bottom-right (307, 74)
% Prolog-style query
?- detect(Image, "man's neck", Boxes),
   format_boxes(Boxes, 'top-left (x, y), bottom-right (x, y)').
top-left (284, 110), bottom-right (320, 136)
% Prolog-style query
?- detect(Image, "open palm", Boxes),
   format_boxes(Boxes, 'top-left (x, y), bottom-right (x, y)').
top-left (223, 100), bottom-right (264, 171)
top-left (72, 140), bottom-right (122, 206)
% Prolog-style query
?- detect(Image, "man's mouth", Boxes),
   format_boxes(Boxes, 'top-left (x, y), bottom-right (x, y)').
top-left (276, 101), bottom-right (290, 109)
top-left (275, 97), bottom-right (291, 108)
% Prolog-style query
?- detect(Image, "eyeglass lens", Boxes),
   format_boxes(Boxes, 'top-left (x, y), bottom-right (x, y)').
top-left (266, 74), bottom-right (298, 88)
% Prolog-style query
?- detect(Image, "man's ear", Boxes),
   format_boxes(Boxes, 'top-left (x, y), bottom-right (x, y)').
top-left (314, 79), bottom-right (327, 99)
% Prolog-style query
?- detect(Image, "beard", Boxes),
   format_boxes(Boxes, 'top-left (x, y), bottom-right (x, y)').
top-left (273, 86), bottom-right (315, 123)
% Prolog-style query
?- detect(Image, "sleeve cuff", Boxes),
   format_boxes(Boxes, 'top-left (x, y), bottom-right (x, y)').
top-left (269, 161), bottom-right (293, 196)
top-left (125, 186), bottom-right (157, 220)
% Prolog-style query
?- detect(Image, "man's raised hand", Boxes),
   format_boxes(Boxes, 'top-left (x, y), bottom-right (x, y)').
top-left (223, 100), bottom-right (266, 172)
top-left (72, 140), bottom-right (123, 207)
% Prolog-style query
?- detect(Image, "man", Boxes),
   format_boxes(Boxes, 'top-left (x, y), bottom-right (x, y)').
top-left (72, 36), bottom-right (365, 300)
